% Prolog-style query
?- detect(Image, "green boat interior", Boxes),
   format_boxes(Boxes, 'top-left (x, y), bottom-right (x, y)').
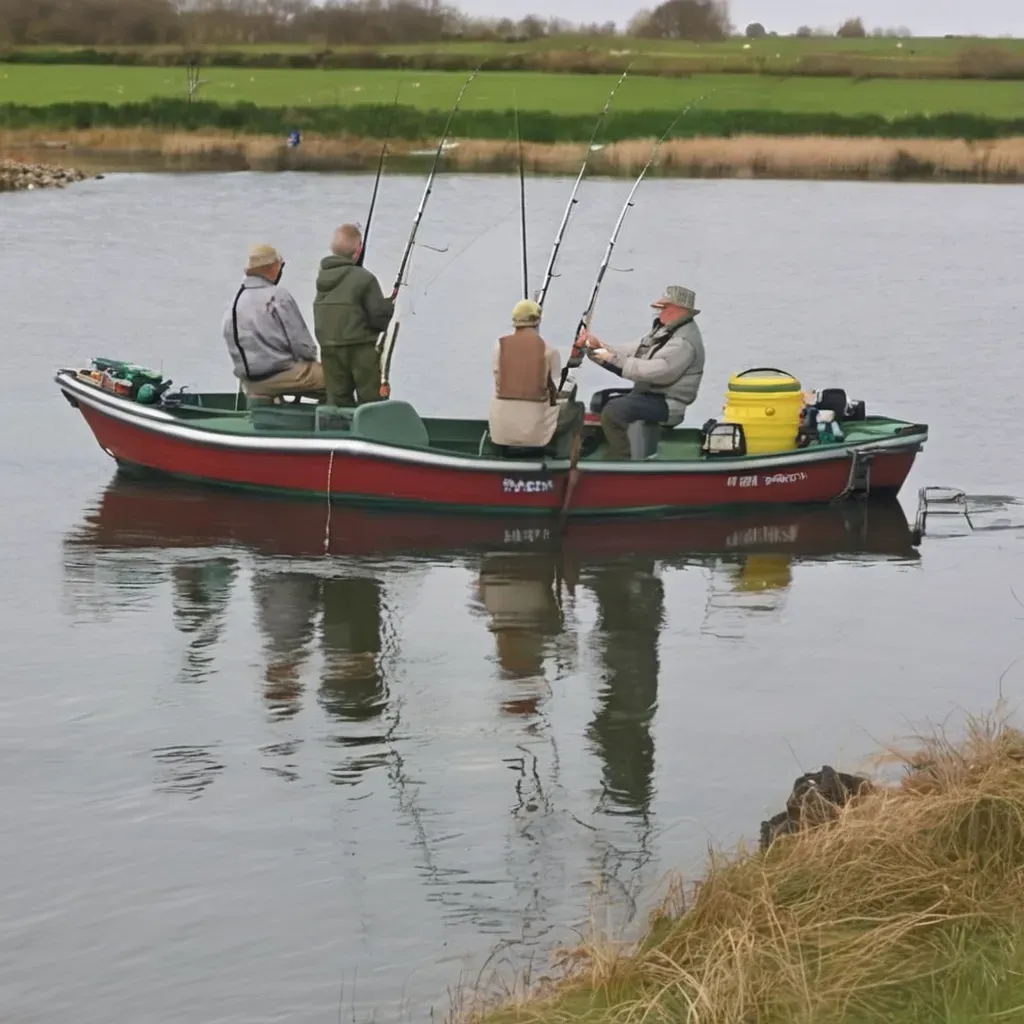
top-left (107, 387), bottom-right (922, 464)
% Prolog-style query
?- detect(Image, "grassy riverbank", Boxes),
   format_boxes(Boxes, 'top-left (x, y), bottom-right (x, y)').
top-left (3, 52), bottom-right (1022, 183)
top-left (468, 713), bottom-right (1024, 1024)
top-left (4, 128), bottom-right (1023, 182)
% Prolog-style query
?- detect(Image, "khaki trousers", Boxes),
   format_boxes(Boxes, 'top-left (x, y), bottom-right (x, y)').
top-left (244, 361), bottom-right (325, 399)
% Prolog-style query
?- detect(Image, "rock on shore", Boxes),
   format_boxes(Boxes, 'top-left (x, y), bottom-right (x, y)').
top-left (0, 159), bottom-right (87, 192)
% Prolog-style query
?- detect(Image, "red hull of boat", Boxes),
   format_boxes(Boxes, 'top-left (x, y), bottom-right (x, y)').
top-left (61, 372), bottom-right (926, 517)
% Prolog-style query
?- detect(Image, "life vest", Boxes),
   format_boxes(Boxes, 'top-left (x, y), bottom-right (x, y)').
top-left (496, 328), bottom-right (553, 403)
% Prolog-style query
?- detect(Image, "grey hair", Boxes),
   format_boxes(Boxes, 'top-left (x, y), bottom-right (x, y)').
top-left (330, 223), bottom-right (363, 258)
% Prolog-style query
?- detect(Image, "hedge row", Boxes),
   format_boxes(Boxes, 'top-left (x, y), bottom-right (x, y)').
top-left (3, 99), bottom-right (1023, 141)
top-left (3, 47), bottom-right (1024, 80)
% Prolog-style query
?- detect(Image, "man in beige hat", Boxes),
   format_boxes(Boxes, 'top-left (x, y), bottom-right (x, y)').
top-left (579, 284), bottom-right (705, 459)
top-left (489, 298), bottom-right (584, 455)
top-left (222, 243), bottom-right (324, 399)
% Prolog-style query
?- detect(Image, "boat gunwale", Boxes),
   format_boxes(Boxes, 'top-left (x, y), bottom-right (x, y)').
top-left (56, 370), bottom-right (929, 476)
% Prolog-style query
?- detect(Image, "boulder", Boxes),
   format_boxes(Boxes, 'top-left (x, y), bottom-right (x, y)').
top-left (760, 764), bottom-right (875, 850)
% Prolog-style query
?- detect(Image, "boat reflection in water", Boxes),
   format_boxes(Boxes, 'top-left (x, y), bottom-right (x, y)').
top-left (62, 476), bottom-right (920, 936)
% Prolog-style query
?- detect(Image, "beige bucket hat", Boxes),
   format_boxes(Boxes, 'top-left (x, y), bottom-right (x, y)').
top-left (246, 243), bottom-right (283, 272)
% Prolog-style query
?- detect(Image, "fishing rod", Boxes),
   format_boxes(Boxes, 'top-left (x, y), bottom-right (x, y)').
top-left (558, 93), bottom-right (709, 390)
top-left (378, 64), bottom-right (483, 398)
top-left (535, 64), bottom-right (631, 310)
top-left (357, 80), bottom-right (402, 267)
top-left (514, 97), bottom-right (528, 299)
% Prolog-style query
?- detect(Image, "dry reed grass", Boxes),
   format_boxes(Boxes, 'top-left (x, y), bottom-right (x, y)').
top-left (2, 129), bottom-right (1023, 182)
top-left (465, 712), bottom-right (1024, 1024)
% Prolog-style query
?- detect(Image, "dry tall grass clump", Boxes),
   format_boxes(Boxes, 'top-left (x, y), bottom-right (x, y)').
top-left (3, 129), bottom-right (1024, 182)
top-left (471, 714), bottom-right (1024, 1024)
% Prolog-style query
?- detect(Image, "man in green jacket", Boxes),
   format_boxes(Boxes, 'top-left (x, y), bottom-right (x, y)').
top-left (313, 223), bottom-right (395, 407)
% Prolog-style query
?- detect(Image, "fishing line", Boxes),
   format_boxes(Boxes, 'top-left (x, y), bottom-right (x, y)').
top-left (514, 90), bottom-right (529, 299)
top-left (378, 63), bottom-right (484, 398)
top-left (419, 212), bottom-right (512, 292)
top-left (323, 449), bottom-right (336, 555)
top-left (536, 63), bottom-right (631, 310)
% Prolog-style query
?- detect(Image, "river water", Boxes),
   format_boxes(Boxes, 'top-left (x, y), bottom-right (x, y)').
top-left (2, 171), bottom-right (1023, 1023)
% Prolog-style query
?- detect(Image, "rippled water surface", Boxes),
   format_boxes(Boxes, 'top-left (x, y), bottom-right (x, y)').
top-left (2, 172), bottom-right (1024, 1022)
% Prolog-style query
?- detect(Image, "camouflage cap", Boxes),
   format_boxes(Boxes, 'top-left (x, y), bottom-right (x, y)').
top-left (652, 285), bottom-right (696, 310)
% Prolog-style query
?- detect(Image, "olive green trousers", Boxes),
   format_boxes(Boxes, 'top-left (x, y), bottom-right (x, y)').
top-left (322, 344), bottom-right (383, 407)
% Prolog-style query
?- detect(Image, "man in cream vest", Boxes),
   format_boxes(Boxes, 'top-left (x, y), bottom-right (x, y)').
top-left (489, 299), bottom-right (584, 455)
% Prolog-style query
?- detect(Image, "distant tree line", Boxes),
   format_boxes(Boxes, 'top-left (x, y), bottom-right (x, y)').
top-left (0, 0), bottom-right (671, 47)
top-left (0, 0), bottom-right (922, 48)
top-left (793, 18), bottom-right (913, 39)
top-left (0, 0), bottom-right (938, 51)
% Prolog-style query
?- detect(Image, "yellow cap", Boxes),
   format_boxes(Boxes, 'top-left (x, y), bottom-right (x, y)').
top-left (512, 299), bottom-right (542, 326)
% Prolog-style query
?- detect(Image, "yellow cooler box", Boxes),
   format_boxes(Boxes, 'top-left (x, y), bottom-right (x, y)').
top-left (723, 368), bottom-right (804, 455)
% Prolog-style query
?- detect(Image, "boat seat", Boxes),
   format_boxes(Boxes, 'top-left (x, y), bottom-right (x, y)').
top-left (590, 388), bottom-right (665, 460)
top-left (351, 399), bottom-right (430, 448)
top-left (249, 398), bottom-right (318, 432)
top-left (315, 405), bottom-right (355, 433)
top-left (499, 444), bottom-right (548, 459)
top-left (478, 427), bottom-right (577, 461)
top-left (628, 420), bottom-right (663, 460)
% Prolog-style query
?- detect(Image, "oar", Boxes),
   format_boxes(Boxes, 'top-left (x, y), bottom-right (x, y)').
top-left (557, 429), bottom-right (583, 532)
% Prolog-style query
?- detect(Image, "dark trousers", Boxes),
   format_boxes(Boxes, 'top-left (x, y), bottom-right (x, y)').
top-left (322, 344), bottom-right (383, 407)
top-left (600, 392), bottom-right (669, 460)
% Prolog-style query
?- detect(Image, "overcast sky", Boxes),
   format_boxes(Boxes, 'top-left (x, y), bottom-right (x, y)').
top-left (457, 0), bottom-right (1023, 36)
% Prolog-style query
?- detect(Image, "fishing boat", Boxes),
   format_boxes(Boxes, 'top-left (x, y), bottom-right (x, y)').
top-left (56, 361), bottom-right (927, 517)
top-left (53, 70), bottom-right (927, 517)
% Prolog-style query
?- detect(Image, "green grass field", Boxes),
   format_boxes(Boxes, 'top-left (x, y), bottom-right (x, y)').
top-left (4, 34), bottom-right (1024, 80)
top-left (10, 34), bottom-right (1024, 60)
top-left (3, 65), bottom-right (1024, 118)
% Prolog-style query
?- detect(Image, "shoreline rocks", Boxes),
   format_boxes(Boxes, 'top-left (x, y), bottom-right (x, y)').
top-left (0, 159), bottom-right (87, 192)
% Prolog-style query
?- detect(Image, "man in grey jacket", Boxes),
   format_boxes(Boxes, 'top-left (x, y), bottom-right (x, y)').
top-left (580, 284), bottom-right (705, 459)
top-left (222, 243), bottom-right (325, 399)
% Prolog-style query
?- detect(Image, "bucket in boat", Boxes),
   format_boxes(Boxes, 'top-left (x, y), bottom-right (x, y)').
top-left (723, 368), bottom-right (804, 455)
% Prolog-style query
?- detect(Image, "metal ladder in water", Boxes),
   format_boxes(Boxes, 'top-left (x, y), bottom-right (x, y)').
top-left (912, 486), bottom-right (972, 544)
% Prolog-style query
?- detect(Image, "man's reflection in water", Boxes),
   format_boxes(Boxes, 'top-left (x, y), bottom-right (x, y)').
top-left (249, 567), bottom-right (392, 784)
top-left (252, 571), bottom-right (320, 720)
top-left (318, 574), bottom-right (390, 785)
top-left (584, 558), bottom-right (663, 818)
top-left (170, 557), bottom-right (238, 686)
top-left (475, 551), bottom-right (566, 721)
top-left (575, 556), bottom-right (667, 938)
top-left (472, 548), bottom-right (575, 940)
